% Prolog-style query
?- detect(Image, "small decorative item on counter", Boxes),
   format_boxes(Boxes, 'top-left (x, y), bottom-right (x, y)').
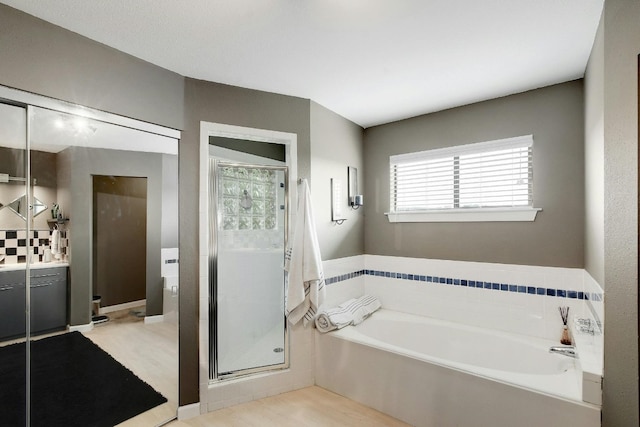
top-left (43, 246), bottom-right (52, 263)
top-left (559, 306), bottom-right (571, 345)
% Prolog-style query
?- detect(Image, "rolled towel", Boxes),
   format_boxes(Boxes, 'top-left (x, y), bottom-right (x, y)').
top-left (315, 295), bottom-right (382, 333)
top-left (350, 295), bottom-right (382, 326)
top-left (315, 298), bottom-right (358, 333)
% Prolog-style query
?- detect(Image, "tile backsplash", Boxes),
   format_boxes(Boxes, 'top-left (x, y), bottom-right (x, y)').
top-left (0, 229), bottom-right (69, 264)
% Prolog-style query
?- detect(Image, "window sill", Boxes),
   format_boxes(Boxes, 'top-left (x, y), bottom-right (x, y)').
top-left (385, 207), bottom-right (542, 223)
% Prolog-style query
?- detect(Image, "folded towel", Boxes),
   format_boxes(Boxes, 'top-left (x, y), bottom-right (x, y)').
top-left (315, 295), bottom-right (382, 333)
top-left (315, 298), bottom-right (358, 332)
top-left (350, 295), bottom-right (382, 326)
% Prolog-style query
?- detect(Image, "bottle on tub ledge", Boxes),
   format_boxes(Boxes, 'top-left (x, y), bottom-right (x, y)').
top-left (559, 306), bottom-right (571, 345)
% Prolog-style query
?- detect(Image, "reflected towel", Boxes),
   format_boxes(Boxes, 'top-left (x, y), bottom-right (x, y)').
top-left (315, 295), bottom-right (382, 333)
top-left (284, 179), bottom-right (325, 326)
top-left (50, 229), bottom-right (60, 255)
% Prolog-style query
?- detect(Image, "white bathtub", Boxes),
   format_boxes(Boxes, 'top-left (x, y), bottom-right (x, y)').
top-left (315, 309), bottom-right (600, 427)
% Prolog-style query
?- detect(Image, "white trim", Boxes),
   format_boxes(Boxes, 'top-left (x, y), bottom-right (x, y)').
top-left (199, 121), bottom-right (298, 389)
top-left (177, 402), bottom-right (202, 420)
top-left (0, 84), bottom-right (181, 139)
top-left (99, 299), bottom-right (146, 314)
top-left (68, 322), bottom-right (93, 333)
top-left (144, 314), bottom-right (165, 324)
top-left (386, 207), bottom-right (541, 223)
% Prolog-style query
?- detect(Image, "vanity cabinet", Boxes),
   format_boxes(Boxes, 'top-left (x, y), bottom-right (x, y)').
top-left (0, 266), bottom-right (68, 340)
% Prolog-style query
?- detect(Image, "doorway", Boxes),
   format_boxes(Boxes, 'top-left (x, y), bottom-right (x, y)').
top-left (199, 122), bottom-right (298, 392)
top-left (92, 175), bottom-right (148, 310)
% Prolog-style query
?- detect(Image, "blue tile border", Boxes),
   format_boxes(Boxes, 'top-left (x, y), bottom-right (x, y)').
top-left (324, 268), bottom-right (604, 302)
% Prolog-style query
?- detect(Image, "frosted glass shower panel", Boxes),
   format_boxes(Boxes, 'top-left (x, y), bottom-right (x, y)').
top-left (216, 164), bottom-right (287, 376)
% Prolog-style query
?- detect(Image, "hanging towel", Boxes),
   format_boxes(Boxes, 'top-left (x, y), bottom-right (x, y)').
top-left (315, 295), bottom-right (382, 333)
top-left (50, 229), bottom-right (60, 256)
top-left (284, 179), bottom-right (325, 326)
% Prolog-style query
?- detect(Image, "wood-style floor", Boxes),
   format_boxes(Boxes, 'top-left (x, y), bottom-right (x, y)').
top-left (169, 386), bottom-right (409, 427)
top-left (3, 314), bottom-right (408, 426)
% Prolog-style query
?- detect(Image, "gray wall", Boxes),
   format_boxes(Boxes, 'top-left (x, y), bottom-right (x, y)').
top-left (310, 101), bottom-right (364, 259)
top-left (210, 136), bottom-right (286, 162)
top-left (161, 154), bottom-right (179, 249)
top-left (363, 81), bottom-right (585, 268)
top-left (595, 1), bottom-right (639, 425)
top-left (0, 4), bottom-right (184, 130)
top-left (584, 13), bottom-right (605, 286)
top-left (0, 5), bottom-right (193, 406)
top-left (59, 147), bottom-right (164, 326)
top-left (180, 78), bottom-right (311, 405)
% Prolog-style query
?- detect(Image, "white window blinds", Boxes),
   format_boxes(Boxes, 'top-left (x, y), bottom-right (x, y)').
top-left (390, 135), bottom-right (533, 213)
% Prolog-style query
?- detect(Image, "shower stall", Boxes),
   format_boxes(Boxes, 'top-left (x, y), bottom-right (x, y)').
top-left (209, 160), bottom-right (289, 379)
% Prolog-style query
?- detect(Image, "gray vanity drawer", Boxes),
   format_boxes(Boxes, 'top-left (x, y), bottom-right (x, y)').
top-left (0, 270), bottom-right (26, 287)
top-left (0, 283), bottom-right (26, 339)
top-left (0, 266), bottom-right (68, 340)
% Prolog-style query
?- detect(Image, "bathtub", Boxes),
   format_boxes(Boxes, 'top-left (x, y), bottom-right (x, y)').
top-left (315, 309), bottom-right (600, 427)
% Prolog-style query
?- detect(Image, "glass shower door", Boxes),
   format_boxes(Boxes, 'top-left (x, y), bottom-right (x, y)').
top-left (212, 162), bottom-right (288, 378)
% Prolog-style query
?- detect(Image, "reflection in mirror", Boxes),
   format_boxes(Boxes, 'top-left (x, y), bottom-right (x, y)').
top-left (30, 106), bottom-right (179, 424)
top-left (0, 98), bottom-right (179, 426)
top-left (0, 102), bottom-right (29, 426)
top-left (4, 194), bottom-right (48, 220)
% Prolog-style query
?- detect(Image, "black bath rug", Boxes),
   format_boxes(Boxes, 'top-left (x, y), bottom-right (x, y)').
top-left (0, 331), bottom-right (167, 427)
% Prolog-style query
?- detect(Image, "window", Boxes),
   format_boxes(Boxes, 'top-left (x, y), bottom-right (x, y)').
top-left (387, 135), bottom-right (540, 222)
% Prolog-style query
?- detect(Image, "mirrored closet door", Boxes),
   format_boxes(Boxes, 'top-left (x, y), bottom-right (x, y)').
top-left (0, 87), bottom-right (180, 427)
top-left (0, 101), bottom-right (30, 425)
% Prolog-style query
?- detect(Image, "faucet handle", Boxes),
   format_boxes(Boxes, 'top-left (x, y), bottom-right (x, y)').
top-left (574, 317), bottom-right (600, 335)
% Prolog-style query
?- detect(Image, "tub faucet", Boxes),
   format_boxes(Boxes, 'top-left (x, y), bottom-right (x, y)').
top-left (549, 346), bottom-right (578, 358)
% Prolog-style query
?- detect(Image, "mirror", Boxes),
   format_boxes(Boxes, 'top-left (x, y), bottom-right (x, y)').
top-left (4, 194), bottom-right (48, 220)
top-left (31, 106), bottom-right (179, 424)
top-left (0, 98), bottom-right (179, 426)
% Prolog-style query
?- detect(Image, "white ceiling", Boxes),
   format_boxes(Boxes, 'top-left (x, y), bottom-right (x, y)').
top-left (1, 0), bottom-right (604, 128)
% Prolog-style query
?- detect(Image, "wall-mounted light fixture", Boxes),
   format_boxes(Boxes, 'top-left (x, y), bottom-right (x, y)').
top-left (348, 166), bottom-right (364, 209)
top-left (331, 178), bottom-right (347, 225)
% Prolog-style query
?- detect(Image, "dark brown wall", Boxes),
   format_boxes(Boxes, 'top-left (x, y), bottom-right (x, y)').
top-left (93, 176), bottom-right (147, 307)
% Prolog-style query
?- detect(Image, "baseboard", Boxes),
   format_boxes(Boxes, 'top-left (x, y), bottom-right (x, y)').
top-left (68, 322), bottom-right (93, 333)
top-left (144, 314), bottom-right (164, 324)
top-left (177, 402), bottom-right (201, 420)
top-left (99, 299), bottom-right (146, 314)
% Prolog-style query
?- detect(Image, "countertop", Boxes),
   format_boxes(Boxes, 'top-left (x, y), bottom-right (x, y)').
top-left (0, 262), bottom-right (69, 272)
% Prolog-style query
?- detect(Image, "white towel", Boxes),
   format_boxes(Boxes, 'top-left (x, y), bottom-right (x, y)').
top-left (315, 298), bottom-right (358, 332)
top-left (315, 295), bottom-right (382, 333)
top-left (284, 179), bottom-right (325, 326)
top-left (50, 229), bottom-right (60, 255)
top-left (350, 295), bottom-right (382, 326)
